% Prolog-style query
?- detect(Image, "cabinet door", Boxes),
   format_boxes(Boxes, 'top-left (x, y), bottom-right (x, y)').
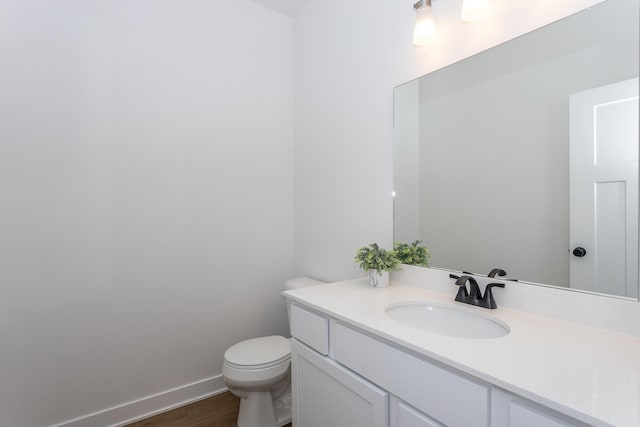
top-left (291, 339), bottom-right (388, 427)
top-left (492, 388), bottom-right (591, 427)
top-left (390, 396), bottom-right (443, 427)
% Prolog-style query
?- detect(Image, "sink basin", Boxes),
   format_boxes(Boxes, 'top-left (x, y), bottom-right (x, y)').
top-left (385, 301), bottom-right (510, 339)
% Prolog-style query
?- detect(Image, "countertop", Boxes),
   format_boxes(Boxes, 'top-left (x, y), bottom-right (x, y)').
top-left (283, 278), bottom-right (640, 427)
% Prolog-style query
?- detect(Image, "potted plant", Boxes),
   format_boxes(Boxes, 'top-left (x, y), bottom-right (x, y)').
top-left (394, 240), bottom-right (431, 267)
top-left (354, 243), bottom-right (400, 288)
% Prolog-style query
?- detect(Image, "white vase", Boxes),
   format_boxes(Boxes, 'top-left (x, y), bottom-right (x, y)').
top-left (369, 270), bottom-right (389, 288)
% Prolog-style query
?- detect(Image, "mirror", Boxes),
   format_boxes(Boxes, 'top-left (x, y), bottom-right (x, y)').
top-left (393, 0), bottom-right (639, 299)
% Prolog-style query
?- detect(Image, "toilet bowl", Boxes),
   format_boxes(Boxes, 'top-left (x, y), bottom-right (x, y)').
top-left (222, 277), bottom-right (324, 427)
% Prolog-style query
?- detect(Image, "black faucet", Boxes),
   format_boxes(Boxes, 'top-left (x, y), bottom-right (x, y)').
top-left (449, 273), bottom-right (505, 309)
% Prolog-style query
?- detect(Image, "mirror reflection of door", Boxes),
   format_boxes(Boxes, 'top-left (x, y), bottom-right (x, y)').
top-left (569, 78), bottom-right (639, 298)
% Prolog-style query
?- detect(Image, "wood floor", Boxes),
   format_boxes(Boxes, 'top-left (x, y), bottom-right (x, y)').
top-left (125, 391), bottom-right (292, 427)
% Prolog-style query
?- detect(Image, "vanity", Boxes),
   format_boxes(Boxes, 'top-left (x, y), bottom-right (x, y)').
top-left (283, 272), bottom-right (640, 427)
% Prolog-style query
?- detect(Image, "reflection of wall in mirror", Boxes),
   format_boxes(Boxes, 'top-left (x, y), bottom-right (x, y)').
top-left (394, 0), bottom-right (639, 290)
top-left (394, 79), bottom-right (420, 243)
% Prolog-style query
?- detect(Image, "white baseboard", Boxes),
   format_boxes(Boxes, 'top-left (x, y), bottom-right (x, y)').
top-left (51, 375), bottom-right (228, 427)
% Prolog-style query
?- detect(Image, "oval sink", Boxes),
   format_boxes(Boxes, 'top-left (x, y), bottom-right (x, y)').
top-left (385, 301), bottom-right (510, 339)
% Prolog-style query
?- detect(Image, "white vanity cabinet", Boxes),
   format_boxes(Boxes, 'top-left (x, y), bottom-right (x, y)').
top-left (289, 303), bottom-right (591, 427)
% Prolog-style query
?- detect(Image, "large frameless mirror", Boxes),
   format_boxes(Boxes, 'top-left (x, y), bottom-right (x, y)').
top-left (393, 0), bottom-right (639, 299)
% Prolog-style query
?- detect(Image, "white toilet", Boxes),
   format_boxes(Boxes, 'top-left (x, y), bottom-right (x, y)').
top-left (222, 277), bottom-right (324, 427)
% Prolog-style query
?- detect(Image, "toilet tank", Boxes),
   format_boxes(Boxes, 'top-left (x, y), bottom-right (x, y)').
top-left (284, 277), bottom-right (325, 330)
top-left (284, 277), bottom-right (325, 291)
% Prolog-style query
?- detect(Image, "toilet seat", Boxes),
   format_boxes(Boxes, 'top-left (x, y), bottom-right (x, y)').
top-left (224, 335), bottom-right (291, 369)
top-left (221, 278), bottom-right (324, 427)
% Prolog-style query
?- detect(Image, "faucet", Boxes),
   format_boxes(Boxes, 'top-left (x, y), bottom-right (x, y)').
top-left (451, 275), bottom-right (481, 302)
top-left (449, 271), bottom-right (506, 309)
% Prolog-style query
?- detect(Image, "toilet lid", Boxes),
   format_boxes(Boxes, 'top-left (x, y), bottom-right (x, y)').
top-left (224, 335), bottom-right (291, 369)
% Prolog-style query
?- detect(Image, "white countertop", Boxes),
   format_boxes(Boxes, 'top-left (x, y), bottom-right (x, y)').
top-left (283, 278), bottom-right (640, 427)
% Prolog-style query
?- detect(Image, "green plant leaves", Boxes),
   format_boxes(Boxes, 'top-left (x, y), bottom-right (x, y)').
top-left (354, 240), bottom-right (431, 273)
top-left (354, 243), bottom-right (400, 273)
top-left (394, 240), bottom-right (431, 267)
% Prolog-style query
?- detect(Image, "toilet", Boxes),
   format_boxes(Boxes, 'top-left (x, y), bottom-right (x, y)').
top-left (222, 277), bottom-right (324, 427)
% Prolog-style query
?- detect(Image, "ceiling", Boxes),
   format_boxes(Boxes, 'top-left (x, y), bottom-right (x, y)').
top-left (249, 0), bottom-right (310, 17)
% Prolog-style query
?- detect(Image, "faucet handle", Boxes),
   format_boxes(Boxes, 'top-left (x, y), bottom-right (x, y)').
top-left (455, 275), bottom-right (483, 301)
top-left (487, 268), bottom-right (507, 278)
top-left (449, 271), bottom-right (474, 280)
top-left (481, 282), bottom-right (505, 309)
top-left (452, 275), bottom-right (470, 302)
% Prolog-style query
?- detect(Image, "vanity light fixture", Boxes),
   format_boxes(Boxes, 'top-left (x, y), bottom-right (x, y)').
top-left (413, 0), bottom-right (437, 47)
top-left (460, 0), bottom-right (490, 22)
top-left (412, 0), bottom-right (491, 47)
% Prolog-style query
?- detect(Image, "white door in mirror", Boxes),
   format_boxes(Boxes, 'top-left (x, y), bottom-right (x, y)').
top-left (570, 78), bottom-right (639, 298)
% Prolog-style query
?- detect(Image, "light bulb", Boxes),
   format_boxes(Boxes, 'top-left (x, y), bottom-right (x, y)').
top-left (461, 0), bottom-right (490, 22)
top-left (413, 1), bottom-right (437, 46)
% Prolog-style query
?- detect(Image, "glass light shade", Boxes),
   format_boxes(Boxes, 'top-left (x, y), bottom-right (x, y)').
top-left (413, 4), bottom-right (437, 46)
top-left (461, 0), bottom-right (490, 22)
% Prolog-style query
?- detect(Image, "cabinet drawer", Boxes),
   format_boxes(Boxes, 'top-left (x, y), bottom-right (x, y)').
top-left (290, 304), bottom-right (329, 355)
top-left (332, 322), bottom-right (489, 427)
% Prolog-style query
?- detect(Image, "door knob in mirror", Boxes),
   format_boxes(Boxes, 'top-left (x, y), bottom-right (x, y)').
top-left (572, 247), bottom-right (587, 257)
